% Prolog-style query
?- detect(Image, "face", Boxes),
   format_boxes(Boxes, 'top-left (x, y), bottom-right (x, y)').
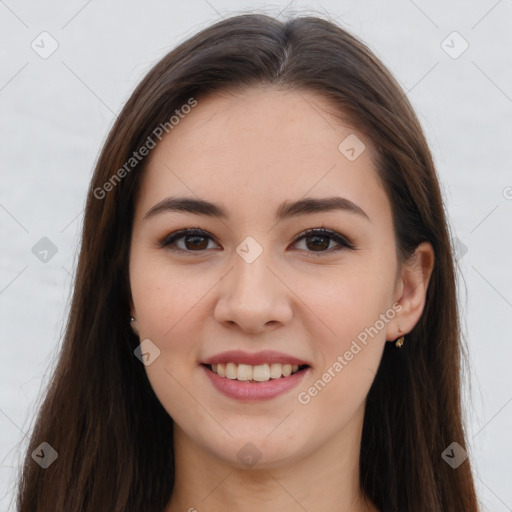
top-left (129, 86), bottom-right (403, 469)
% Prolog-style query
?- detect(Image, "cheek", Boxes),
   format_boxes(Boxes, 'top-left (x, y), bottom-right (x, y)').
top-left (129, 257), bottom-right (208, 419)
top-left (297, 288), bottom-right (388, 429)
top-left (299, 260), bottom-right (394, 397)
top-left (297, 258), bottom-right (395, 341)
top-left (129, 253), bottom-right (220, 392)
top-left (130, 253), bottom-right (208, 337)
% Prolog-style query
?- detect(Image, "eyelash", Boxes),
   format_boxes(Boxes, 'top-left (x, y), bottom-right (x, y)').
top-left (158, 227), bottom-right (355, 257)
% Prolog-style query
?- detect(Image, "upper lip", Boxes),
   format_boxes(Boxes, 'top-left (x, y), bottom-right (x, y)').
top-left (202, 350), bottom-right (311, 367)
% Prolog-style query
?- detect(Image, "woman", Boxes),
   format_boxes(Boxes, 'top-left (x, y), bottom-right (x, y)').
top-left (16, 12), bottom-right (479, 512)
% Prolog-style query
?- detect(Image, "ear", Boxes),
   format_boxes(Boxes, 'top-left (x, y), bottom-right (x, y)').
top-left (386, 241), bottom-right (434, 341)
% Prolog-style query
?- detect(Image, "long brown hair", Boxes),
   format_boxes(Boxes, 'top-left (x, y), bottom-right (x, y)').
top-left (16, 13), bottom-right (479, 512)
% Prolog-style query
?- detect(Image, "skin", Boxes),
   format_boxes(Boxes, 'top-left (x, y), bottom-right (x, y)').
top-left (128, 86), bottom-right (434, 512)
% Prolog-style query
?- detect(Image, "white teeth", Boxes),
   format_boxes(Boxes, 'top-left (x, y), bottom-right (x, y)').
top-left (237, 364), bottom-right (253, 381)
top-left (269, 363), bottom-right (282, 379)
top-left (225, 362), bottom-right (238, 379)
top-left (209, 362), bottom-right (304, 381)
top-left (253, 364), bottom-right (270, 382)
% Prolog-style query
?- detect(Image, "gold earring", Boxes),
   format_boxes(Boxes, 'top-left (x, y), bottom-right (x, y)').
top-left (395, 336), bottom-right (405, 348)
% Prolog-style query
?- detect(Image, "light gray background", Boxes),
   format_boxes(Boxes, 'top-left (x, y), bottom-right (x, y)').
top-left (1, 1), bottom-right (511, 510)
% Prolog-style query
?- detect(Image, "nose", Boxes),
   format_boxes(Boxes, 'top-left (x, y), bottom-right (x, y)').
top-left (213, 248), bottom-right (293, 335)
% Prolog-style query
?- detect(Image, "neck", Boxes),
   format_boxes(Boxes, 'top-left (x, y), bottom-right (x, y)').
top-left (165, 405), bottom-right (378, 512)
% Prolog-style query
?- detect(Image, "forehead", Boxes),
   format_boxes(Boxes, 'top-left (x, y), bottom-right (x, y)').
top-left (135, 86), bottom-right (389, 224)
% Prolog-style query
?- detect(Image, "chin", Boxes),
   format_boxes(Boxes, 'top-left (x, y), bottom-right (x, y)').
top-left (194, 427), bottom-right (310, 470)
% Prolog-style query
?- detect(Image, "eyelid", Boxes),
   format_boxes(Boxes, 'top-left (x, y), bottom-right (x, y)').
top-left (292, 227), bottom-right (355, 251)
top-left (158, 228), bottom-right (220, 253)
top-left (158, 226), bottom-right (355, 255)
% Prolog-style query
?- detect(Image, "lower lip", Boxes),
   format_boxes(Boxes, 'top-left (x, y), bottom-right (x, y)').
top-left (202, 365), bottom-right (310, 401)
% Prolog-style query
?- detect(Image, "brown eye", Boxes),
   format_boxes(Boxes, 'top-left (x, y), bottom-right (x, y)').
top-left (160, 228), bottom-right (219, 254)
top-left (304, 234), bottom-right (330, 251)
top-left (183, 234), bottom-right (209, 250)
top-left (159, 227), bottom-right (354, 256)
top-left (293, 228), bottom-right (354, 255)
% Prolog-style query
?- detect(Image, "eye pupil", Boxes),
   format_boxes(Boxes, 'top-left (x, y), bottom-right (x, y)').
top-left (306, 235), bottom-right (329, 251)
top-left (185, 235), bottom-right (208, 250)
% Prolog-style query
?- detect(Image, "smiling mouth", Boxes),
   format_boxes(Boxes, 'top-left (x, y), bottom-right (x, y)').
top-left (203, 362), bottom-right (309, 382)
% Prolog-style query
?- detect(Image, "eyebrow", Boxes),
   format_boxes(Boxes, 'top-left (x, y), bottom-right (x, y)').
top-left (143, 195), bottom-right (370, 221)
